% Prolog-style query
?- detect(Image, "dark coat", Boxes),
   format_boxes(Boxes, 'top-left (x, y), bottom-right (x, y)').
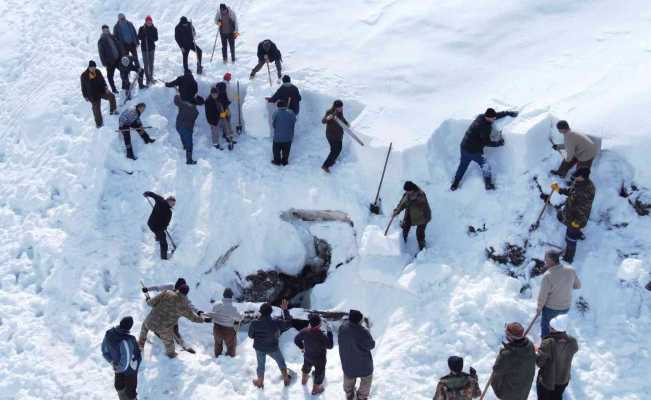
top-left (269, 83), bottom-right (301, 114)
top-left (294, 326), bottom-right (334, 364)
top-left (144, 191), bottom-right (172, 232)
top-left (101, 327), bottom-right (141, 375)
top-left (113, 20), bottom-right (138, 46)
top-left (536, 332), bottom-right (579, 390)
top-left (166, 72), bottom-right (198, 102)
top-left (173, 95), bottom-right (199, 132)
top-left (432, 372), bottom-right (481, 400)
top-left (322, 109), bottom-right (349, 142)
top-left (561, 179), bottom-right (595, 229)
top-left (491, 338), bottom-right (536, 400)
top-left (338, 321), bottom-right (375, 378)
top-left (460, 112), bottom-right (511, 154)
top-left (175, 21), bottom-right (196, 50)
top-left (257, 40), bottom-right (282, 62)
top-left (272, 108), bottom-right (297, 143)
top-left (395, 189), bottom-right (432, 226)
top-left (247, 310), bottom-right (293, 352)
top-left (97, 33), bottom-right (124, 67)
top-left (81, 69), bottom-right (108, 101)
top-left (204, 96), bottom-right (221, 126)
top-left (137, 25), bottom-right (158, 52)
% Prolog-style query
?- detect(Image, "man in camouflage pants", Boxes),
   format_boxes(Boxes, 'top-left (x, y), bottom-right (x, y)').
top-left (138, 283), bottom-right (206, 358)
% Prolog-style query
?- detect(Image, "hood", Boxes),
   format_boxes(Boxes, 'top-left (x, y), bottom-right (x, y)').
top-left (105, 327), bottom-right (131, 344)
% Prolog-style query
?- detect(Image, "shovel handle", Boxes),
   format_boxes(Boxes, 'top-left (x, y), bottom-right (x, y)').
top-left (384, 214), bottom-right (396, 236)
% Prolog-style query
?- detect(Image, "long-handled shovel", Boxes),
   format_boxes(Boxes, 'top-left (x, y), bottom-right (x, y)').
top-left (370, 143), bottom-right (392, 214)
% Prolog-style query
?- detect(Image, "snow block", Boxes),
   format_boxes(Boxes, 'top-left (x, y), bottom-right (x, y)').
top-left (241, 83), bottom-right (275, 138)
top-left (359, 225), bottom-right (401, 256)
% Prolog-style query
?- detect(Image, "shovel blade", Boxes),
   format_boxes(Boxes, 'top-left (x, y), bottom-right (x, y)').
top-left (369, 203), bottom-right (381, 215)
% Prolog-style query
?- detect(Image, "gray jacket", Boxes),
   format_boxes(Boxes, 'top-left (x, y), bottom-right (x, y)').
top-left (119, 108), bottom-right (141, 128)
top-left (209, 298), bottom-right (242, 328)
top-left (272, 108), bottom-right (297, 143)
top-left (215, 7), bottom-right (238, 34)
top-left (174, 95), bottom-right (199, 131)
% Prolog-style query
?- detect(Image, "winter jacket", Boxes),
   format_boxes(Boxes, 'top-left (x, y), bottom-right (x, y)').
top-left (97, 33), bottom-right (123, 67)
top-left (118, 55), bottom-right (141, 81)
top-left (101, 327), bottom-right (142, 375)
top-left (80, 69), bottom-right (108, 101)
top-left (209, 298), bottom-right (242, 328)
top-left (537, 264), bottom-right (581, 312)
top-left (204, 95), bottom-right (225, 126)
top-left (215, 7), bottom-right (238, 34)
top-left (119, 108), bottom-right (142, 129)
top-left (395, 189), bottom-right (432, 226)
top-left (175, 21), bottom-right (196, 50)
top-left (247, 310), bottom-right (292, 352)
top-left (491, 338), bottom-right (536, 400)
top-left (338, 321), bottom-right (375, 378)
top-left (257, 39), bottom-right (282, 62)
top-left (460, 112), bottom-right (513, 154)
top-left (322, 109), bottom-right (349, 142)
top-left (144, 191), bottom-right (172, 232)
top-left (272, 108), bottom-right (297, 143)
top-left (146, 284), bottom-right (197, 313)
top-left (173, 95), bottom-right (199, 132)
top-left (536, 332), bottom-right (579, 390)
top-left (294, 326), bottom-right (334, 363)
top-left (113, 20), bottom-right (138, 46)
top-left (269, 83), bottom-right (302, 114)
top-left (144, 290), bottom-right (204, 333)
top-left (561, 179), bottom-right (596, 229)
top-left (433, 372), bottom-right (481, 400)
top-left (166, 72), bottom-right (198, 102)
top-left (137, 25), bottom-right (158, 52)
top-left (562, 130), bottom-right (598, 162)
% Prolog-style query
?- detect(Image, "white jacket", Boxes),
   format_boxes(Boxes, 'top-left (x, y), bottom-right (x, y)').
top-left (210, 298), bottom-right (242, 327)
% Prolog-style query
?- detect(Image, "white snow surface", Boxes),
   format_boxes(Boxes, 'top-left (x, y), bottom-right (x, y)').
top-left (2, 0), bottom-right (651, 399)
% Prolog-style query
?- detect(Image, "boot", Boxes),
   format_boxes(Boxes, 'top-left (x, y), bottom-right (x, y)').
top-left (484, 176), bottom-right (495, 191)
top-left (301, 373), bottom-right (309, 385)
top-left (252, 377), bottom-right (264, 389)
top-left (312, 384), bottom-right (324, 395)
top-left (141, 132), bottom-right (155, 144)
top-left (126, 147), bottom-right (136, 160)
top-left (281, 368), bottom-right (292, 386)
top-left (197, 64), bottom-right (203, 75)
top-left (450, 180), bottom-right (460, 191)
top-left (418, 240), bottom-right (426, 251)
top-left (166, 352), bottom-right (178, 359)
top-left (186, 149), bottom-right (197, 165)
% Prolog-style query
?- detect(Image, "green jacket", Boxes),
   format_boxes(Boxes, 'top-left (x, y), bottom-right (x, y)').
top-left (491, 338), bottom-right (536, 400)
top-left (144, 290), bottom-right (204, 332)
top-left (536, 332), bottom-right (579, 390)
top-left (562, 179), bottom-right (595, 229)
top-left (395, 189), bottom-right (431, 226)
top-left (433, 372), bottom-right (481, 400)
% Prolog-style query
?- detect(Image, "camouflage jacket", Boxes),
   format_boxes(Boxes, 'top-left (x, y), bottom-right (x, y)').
top-left (433, 372), bottom-right (481, 400)
top-left (562, 179), bottom-right (595, 229)
top-left (144, 290), bottom-right (204, 332)
top-left (395, 189), bottom-right (432, 226)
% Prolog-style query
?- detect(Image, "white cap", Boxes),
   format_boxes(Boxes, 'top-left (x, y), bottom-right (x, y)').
top-left (550, 314), bottom-right (569, 332)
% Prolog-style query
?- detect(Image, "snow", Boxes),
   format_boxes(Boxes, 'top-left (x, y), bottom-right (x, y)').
top-left (2, 0), bottom-right (651, 399)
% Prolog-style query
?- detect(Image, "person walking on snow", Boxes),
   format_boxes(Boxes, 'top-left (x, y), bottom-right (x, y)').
top-left (537, 250), bottom-right (581, 338)
top-left (338, 309), bottom-right (375, 400)
top-left (206, 288), bottom-right (242, 357)
top-left (271, 99), bottom-right (297, 166)
top-left (118, 55), bottom-right (144, 101)
top-left (137, 16), bottom-right (158, 86)
top-left (250, 39), bottom-right (282, 80)
top-left (321, 100), bottom-right (349, 173)
top-left (491, 322), bottom-right (536, 400)
top-left (101, 316), bottom-right (142, 400)
top-left (118, 103), bottom-right (155, 160)
top-left (267, 75), bottom-right (302, 115)
top-left (450, 108), bottom-right (518, 191)
top-left (214, 3), bottom-right (239, 63)
top-left (205, 83), bottom-right (235, 151)
top-left (393, 181), bottom-right (432, 251)
top-left (113, 13), bottom-right (140, 68)
top-left (173, 94), bottom-right (204, 164)
top-left (294, 313), bottom-right (334, 395)
top-left (166, 69), bottom-right (198, 103)
top-left (81, 60), bottom-right (117, 128)
top-left (550, 120), bottom-right (598, 178)
top-left (432, 356), bottom-right (481, 400)
top-left (97, 25), bottom-right (124, 93)
top-left (143, 191), bottom-right (175, 260)
top-left (175, 16), bottom-right (203, 74)
top-left (138, 283), bottom-right (206, 358)
top-left (536, 315), bottom-right (579, 400)
top-left (248, 300), bottom-right (294, 388)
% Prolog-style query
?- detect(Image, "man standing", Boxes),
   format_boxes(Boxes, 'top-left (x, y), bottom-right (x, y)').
top-left (205, 83), bottom-right (235, 151)
top-left (451, 108), bottom-right (518, 191)
top-left (215, 3), bottom-right (239, 63)
top-left (118, 55), bottom-right (144, 101)
top-left (271, 99), bottom-right (297, 166)
top-left (491, 322), bottom-right (536, 400)
top-left (113, 13), bottom-right (140, 67)
top-left (536, 315), bottom-right (579, 400)
top-left (250, 39), bottom-right (282, 80)
top-left (101, 316), bottom-right (142, 400)
top-left (138, 16), bottom-right (158, 86)
top-left (143, 191), bottom-right (175, 260)
top-left (208, 288), bottom-right (242, 358)
top-left (537, 250), bottom-right (581, 338)
top-left (321, 100), bottom-right (349, 173)
top-left (173, 94), bottom-right (203, 165)
top-left (175, 17), bottom-right (203, 74)
top-left (166, 69), bottom-right (198, 103)
top-left (267, 75), bottom-right (302, 115)
top-left (338, 310), bottom-right (375, 400)
top-left (432, 356), bottom-right (481, 400)
top-left (118, 103), bottom-right (155, 160)
top-left (393, 181), bottom-right (432, 251)
top-left (294, 314), bottom-right (334, 395)
top-left (81, 60), bottom-right (117, 128)
top-left (97, 25), bottom-right (123, 93)
top-left (551, 120), bottom-right (598, 178)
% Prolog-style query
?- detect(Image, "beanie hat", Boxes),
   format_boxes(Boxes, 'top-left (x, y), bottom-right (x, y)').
top-left (223, 288), bottom-right (233, 299)
top-left (573, 168), bottom-right (590, 180)
top-left (101, 24), bottom-right (109, 30)
top-left (484, 108), bottom-right (497, 118)
top-left (145, 15), bottom-right (153, 23)
top-left (174, 278), bottom-right (187, 290)
top-left (282, 75), bottom-right (291, 83)
top-left (178, 283), bottom-right (190, 296)
top-left (260, 303), bottom-right (273, 317)
top-left (88, 60), bottom-right (97, 68)
top-left (448, 356), bottom-right (464, 373)
top-left (550, 315), bottom-right (569, 332)
top-left (277, 99), bottom-right (287, 108)
top-left (333, 99), bottom-right (343, 109)
top-left (403, 181), bottom-right (418, 192)
top-left (220, 3), bottom-right (227, 11)
top-left (505, 322), bottom-right (525, 342)
top-left (210, 87), bottom-right (219, 94)
top-left (118, 13), bottom-right (126, 20)
top-left (180, 16), bottom-right (188, 24)
top-left (119, 316), bottom-right (134, 331)
top-left (349, 309), bottom-right (363, 324)
top-left (308, 313), bottom-right (321, 327)
top-left (223, 72), bottom-right (232, 81)
top-left (556, 120), bottom-right (570, 130)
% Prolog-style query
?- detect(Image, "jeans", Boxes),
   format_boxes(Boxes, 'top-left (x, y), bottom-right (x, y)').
top-left (344, 374), bottom-right (373, 400)
top-left (220, 33), bottom-right (236, 61)
top-left (154, 230), bottom-right (168, 259)
top-left (251, 58), bottom-right (282, 79)
top-left (564, 226), bottom-right (582, 263)
top-left (323, 137), bottom-right (343, 168)
top-left (142, 49), bottom-right (155, 84)
top-left (537, 380), bottom-right (568, 400)
top-left (273, 141), bottom-right (292, 165)
top-left (453, 147), bottom-right (491, 183)
top-left (302, 358), bottom-right (326, 385)
top-left (256, 349), bottom-right (287, 378)
top-left (182, 46), bottom-right (202, 71)
top-left (177, 126), bottom-right (194, 151)
top-left (541, 306), bottom-right (568, 338)
top-left (115, 373), bottom-right (138, 400)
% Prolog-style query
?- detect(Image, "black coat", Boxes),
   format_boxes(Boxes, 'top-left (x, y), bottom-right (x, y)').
top-left (97, 33), bottom-right (124, 67)
top-left (204, 95), bottom-right (229, 126)
top-left (80, 69), bottom-right (108, 101)
top-left (137, 25), bottom-right (158, 52)
top-left (145, 192), bottom-right (172, 232)
top-left (460, 112), bottom-right (511, 154)
top-left (322, 109), bottom-right (349, 142)
top-left (175, 22), bottom-right (196, 50)
top-left (338, 321), bottom-right (375, 378)
top-left (166, 72), bottom-right (198, 102)
top-left (269, 84), bottom-right (301, 114)
top-left (257, 40), bottom-right (282, 62)
top-left (247, 310), bottom-right (292, 352)
top-left (294, 326), bottom-right (333, 363)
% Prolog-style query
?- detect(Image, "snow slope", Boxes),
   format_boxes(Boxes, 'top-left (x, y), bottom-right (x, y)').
top-left (1, 0), bottom-right (651, 399)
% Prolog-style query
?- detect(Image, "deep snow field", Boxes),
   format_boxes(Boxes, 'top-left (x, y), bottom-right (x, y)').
top-left (1, 0), bottom-right (651, 399)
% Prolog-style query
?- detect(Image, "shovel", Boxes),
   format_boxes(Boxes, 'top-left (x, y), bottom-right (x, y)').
top-left (370, 143), bottom-right (392, 214)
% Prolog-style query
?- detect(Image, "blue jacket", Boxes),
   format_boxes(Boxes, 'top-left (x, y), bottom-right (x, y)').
top-left (113, 20), bottom-right (138, 46)
top-left (338, 321), bottom-right (375, 378)
top-left (248, 310), bottom-right (293, 352)
top-left (101, 327), bottom-right (141, 375)
top-left (272, 108), bottom-right (297, 143)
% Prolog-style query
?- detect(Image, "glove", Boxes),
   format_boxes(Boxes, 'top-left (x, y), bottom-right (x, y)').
top-left (508, 111), bottom-right (519, 118)
top-left (84, 97), bottom-right (90, 102)
top-left (551, 183), bottom-right (560, 192)
top-left (469, 367), bottom-right (477, 377)
top-left (141, 287), bottom-right (149, 293)
top-left (570, 221), bottom-right (581, 229)
top-left (496, 138), bottom-right (505, 146)
top-left (552, 144), bottom-right (561, 150)
top-left (540, 193), bottom-right (549, 202)
top-left (197, 310), bottom-right (204, 316)
top-left (219, 111), bottom-right (228, 118)
top-left (234, 32), bottom-right (240, 39)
